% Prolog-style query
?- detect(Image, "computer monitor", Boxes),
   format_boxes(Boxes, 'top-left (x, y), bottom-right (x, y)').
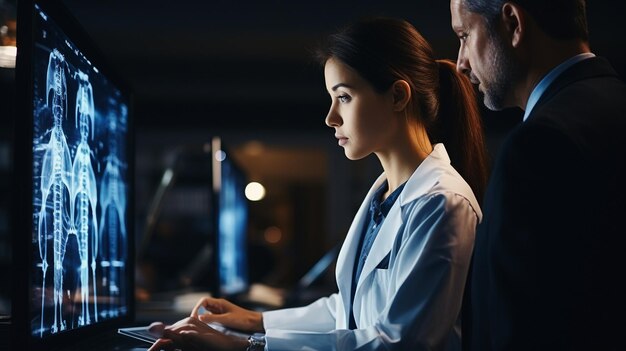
top-left (211, 137), bottom-right (249, 298)
top-left (13, 0), bottom-right (134, 348)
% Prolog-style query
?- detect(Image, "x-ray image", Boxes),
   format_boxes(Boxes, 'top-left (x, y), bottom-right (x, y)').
top-left (30, 6), bottom-right (129, 338)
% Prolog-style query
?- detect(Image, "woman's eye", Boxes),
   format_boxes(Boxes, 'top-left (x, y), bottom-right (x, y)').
top-left (338, 95), bottom-right (351, 103)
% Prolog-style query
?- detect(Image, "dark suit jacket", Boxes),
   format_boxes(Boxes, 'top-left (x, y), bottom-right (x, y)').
top-left (464, 57), bottom-right (626, 350)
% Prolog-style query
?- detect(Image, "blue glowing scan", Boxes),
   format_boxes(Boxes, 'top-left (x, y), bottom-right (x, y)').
top-left (31, 5), bottom-right (129, 337)
top-left (217, 155), bottom-right (248, 296)
top-left (97, 105), bottom-right (128, 318)
top-left (70, 70), bottom-right (99, 326)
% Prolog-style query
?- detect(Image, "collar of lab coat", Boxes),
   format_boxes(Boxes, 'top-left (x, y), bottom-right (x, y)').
top-left (335, 143), bottom-right (479, 327)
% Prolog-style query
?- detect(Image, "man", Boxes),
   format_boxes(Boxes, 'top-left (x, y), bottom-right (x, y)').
top-left (450, 0), bottom-right (626, 350)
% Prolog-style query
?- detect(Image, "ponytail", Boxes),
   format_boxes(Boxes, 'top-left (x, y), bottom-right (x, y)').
top-left (315, 18), bottom-right (489, 201)
top-left (434, 59), bottom-right (489, 201)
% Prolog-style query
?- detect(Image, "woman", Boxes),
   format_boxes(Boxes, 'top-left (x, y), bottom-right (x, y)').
top-left (149, 17), bottom-right (489, 351)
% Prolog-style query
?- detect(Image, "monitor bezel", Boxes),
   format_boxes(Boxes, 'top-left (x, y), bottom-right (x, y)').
top-left (13, 0), bottom-right (135, 348)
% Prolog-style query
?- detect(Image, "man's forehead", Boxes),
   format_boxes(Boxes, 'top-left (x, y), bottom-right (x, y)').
top-left (450, 0), bottom-right (467, 28)
top-left (451, 0), bottom-right (483, 28)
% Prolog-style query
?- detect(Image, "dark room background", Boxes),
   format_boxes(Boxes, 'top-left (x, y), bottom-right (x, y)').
top-left (1, 0), bottom-right (625, 314)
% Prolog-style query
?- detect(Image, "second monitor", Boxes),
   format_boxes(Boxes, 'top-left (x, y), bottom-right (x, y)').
top-left (211, 137), bottom-right (249, 298)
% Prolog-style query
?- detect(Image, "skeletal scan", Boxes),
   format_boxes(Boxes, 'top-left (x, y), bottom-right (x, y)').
top-left (32, 19), bottom-right (129, 337)
top-left (70, 70), bottom-right (99, 326)
top-left (97, 106), bottom-right (128, 318)
top-left (36, 48), bottom-right (74, 335)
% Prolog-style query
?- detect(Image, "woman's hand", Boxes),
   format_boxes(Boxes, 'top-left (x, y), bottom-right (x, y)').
top-left (190, 297), bottom-right (264, 333)
top-left (147, 317), bottom-right (249, 351)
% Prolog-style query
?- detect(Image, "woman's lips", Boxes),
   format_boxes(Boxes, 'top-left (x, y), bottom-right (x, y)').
top-left (335, 135), bottom-right (348, 146)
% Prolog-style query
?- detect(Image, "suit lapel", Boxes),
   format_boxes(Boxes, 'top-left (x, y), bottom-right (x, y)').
top-left (529, 57), bottom-right (618, 121)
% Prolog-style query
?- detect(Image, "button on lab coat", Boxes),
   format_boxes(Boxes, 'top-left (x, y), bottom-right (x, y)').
top-left (263, 144), bottom-right (481, 350)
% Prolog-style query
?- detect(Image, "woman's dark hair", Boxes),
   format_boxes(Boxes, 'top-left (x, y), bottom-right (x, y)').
top-left (316, 17), bottom-right (489, 200)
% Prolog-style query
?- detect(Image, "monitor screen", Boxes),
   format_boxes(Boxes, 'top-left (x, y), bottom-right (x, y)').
top-left (14, 0), bottom-right (133, 346)
top-left (212, 138), bottom-right (248, 297)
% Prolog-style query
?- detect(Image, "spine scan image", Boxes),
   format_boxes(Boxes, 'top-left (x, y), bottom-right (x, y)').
top-left (36, 48), bottom-right (73, 335)
top-left (98, 107), bottom-right (127, 318)
top-left (31, 8), bottom-right (129, 337)
top-left (70, 70), bottom-right (98, 326)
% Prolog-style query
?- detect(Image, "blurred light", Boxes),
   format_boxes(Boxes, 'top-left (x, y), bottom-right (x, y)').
top-left (214, 149), bottom-right (226, 162)
top-left (0, 11), bottom-right (17, 69)
top-left (161, 168), bottom-right (174, 185)
top-left (203, 142), bottom-right (211, 154)
top-left (0, 46), bottom-right (16, 68)
top-left (243, 141), bottom-right (264, 156)
top-left (263, 226), bottom-right (282, 244)
top-left (245, 182), bottom-right (265, 201)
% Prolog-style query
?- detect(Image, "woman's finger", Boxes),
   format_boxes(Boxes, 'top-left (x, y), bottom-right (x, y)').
top-left (148, 321), bottom-right (166, 338)
top-left (191, 297), bottom-right (227, 317)
top-left (190, 297), bottom-right (214, 317)
top-left (164, 317), bottom-right (209, 334)
top-left (147, 338), bottom-right (175, 351)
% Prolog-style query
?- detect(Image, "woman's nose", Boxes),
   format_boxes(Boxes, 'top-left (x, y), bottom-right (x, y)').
top-left (325, 106), bottom-right (341, 127)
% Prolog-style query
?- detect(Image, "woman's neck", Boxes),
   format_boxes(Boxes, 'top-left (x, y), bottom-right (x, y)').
top-left (376, 125), bottom-right (432, 199)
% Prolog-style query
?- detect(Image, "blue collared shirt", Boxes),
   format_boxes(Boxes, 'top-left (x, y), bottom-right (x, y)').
top-left (523, 52), bottom-right (596, 121)
top-left (349, 180), bottom-right (406, 329)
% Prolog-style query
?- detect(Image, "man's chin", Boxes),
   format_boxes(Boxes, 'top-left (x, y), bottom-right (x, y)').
top-left (482, 94), bottom-right (506, 111)
top-left (476, 89), bottom-right (495, 110)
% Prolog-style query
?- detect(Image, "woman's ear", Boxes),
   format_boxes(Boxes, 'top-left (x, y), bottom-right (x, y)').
top-left (391, 80), bottom-right (411, 112)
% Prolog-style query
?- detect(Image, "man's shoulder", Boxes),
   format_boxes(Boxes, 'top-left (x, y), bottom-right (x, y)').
top-left (533, 57), bottom-right (626, 119)
top-left (524, 58), bottom-right (626, 149)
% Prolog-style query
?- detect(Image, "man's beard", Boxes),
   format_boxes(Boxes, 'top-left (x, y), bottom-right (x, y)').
top-left (481, 33), bottom-right (519, 111)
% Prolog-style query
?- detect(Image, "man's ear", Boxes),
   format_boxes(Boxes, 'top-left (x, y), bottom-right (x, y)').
top-left (501, 2), bottom-right (525, 48)
top-left (391, 80), bottom-right (411, 112)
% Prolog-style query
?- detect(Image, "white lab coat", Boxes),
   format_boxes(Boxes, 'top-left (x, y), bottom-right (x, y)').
top-left (263, 144), bottom-right (481, 350)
